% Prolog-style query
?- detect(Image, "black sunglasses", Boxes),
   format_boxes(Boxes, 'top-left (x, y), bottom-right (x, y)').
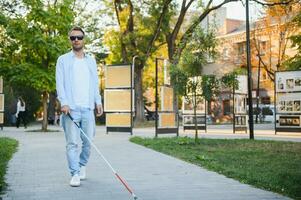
top-left (70, 35), bottom-right (84, 41)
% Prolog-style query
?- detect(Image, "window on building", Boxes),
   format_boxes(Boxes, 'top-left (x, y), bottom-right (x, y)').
top-left (261, 70), bottom-right (268, 81)
top-left (223, 48), bottom-right (229, 60)
top-left (260, 41), bottom-right (267, 55)
top-left (223, 100), bottom-right (231, 115)
top-left (237, 43), bottom-right (245, 55)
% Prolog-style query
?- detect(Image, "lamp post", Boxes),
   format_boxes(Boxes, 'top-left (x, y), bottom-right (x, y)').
top-left (246, 0), bottom-right (254, 139)
top-left (132, 56), bottom-right (138, 134)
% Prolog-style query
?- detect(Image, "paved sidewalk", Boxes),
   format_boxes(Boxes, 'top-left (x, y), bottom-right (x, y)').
top-left (0, 125), bottom-right (293, 200)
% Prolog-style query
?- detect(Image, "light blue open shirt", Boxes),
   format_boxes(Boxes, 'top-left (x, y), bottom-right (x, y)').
top-left (56, 51), bottom-right (102, 109)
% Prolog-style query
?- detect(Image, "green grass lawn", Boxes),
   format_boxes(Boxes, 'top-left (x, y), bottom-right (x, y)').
top-left (130, 136), bottom-right (301, 199)
top-left (0, 137), bottom-right (18, 194)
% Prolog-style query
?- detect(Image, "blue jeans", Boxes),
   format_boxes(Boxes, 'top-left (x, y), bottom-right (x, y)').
top-left (62, 107), bottom-right (95, 176)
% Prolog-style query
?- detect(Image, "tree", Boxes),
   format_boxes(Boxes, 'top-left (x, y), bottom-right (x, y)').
top-left (0, 0), bottom-right (75, 131)
top-left (105, 0), bottom-right (246, 122)
top-left (220, 71), bottom-right (239, 122)
top-left (104, 0), bottom-right (174, 122)
top-left (252, 2), bottom-right (300, 81)
top-left (286, 9), bottom-right (301, 69)
top-left (171, 26), bottom-right (217, 142)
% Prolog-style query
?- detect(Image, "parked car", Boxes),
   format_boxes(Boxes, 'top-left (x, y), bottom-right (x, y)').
top-left (253, 104), bottom-right (275, 122)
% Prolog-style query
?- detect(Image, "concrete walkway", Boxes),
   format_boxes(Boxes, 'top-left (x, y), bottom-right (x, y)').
top-left (0, 125), bottom-right (295, 200)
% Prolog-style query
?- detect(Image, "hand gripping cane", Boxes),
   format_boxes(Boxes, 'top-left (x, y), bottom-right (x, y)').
top-left (67, 113), bottom-right (138, 200)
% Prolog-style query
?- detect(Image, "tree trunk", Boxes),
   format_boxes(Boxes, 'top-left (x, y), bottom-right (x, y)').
top-left (48, 92), bottom-right (56, 125)
top-left (134, 65), bottom-right (144, 122)
top-left (193, 92), bottom-right (198, 143)
top-left (255, 58), bottom-right (261, 123)
top-left (42, 91), bottom-right (48, 131)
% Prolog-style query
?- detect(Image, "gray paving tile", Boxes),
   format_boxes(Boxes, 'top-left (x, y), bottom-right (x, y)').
top-left (0, 125), bottom-right (294, 200)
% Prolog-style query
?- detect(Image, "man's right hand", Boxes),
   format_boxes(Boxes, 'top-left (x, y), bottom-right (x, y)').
top-left (61, 105), bottom-right (70, 115)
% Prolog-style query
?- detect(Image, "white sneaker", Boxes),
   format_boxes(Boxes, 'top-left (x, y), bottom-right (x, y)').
top-left (79, 166), bottom-right (86, 180)
top-left (70, 174), bottom-right (80, 187)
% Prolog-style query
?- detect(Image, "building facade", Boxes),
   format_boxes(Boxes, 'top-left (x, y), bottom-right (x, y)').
top-left (202, 6), bottom-right (300, 123)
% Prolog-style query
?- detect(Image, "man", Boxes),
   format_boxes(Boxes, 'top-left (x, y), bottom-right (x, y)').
top-left (56, 26), bottom-right (103, 187)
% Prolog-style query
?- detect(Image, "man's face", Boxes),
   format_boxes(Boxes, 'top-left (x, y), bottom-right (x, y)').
top-left (69, 30), bottom-right (84, 51)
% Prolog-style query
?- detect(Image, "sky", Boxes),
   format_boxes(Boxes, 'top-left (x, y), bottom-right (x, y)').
top-left (224, 1), bottom-right (263, 21)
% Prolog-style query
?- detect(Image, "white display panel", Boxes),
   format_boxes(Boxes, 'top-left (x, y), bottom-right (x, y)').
top-left (183, 115), bottom-right (206, 126)
top-left (105, 65), bottom-right (131, 88)
top-left (233, 75), bottom-right (248, 132)
top-left (158, 113), bottom-right (177, 128)
top-left (182, 97), bottom-right (205, 114)
top-left (234, 95), bottom-right (246, 114)
top-left (235, 75), bottom-right (248, 94)
top-left (160, 86), bottom-right (173, 111)
top-left (104, 89), bottom-right (134, 112)
top-left (276, 71), bottom-right (301, 92)
top-left (163, 60), bottom-right (171, 85)
top-left (276, 93), bottom-right (301, 113)
top-left (275, 71), bottom-right (301, 131)
top-left (276, 115), bottom-right (301, 127)
top-left (0, 94), bottom-right (4, 112)
top-left (0, 113), bottom-right (3, 124)
top-left (0, 77), bottom-right (3, 93)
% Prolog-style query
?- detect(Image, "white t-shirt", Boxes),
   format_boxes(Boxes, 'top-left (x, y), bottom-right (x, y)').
top-left (15, 100), bottom-right (25, 117)
top-left (72, 57), bottom-right (90, 107)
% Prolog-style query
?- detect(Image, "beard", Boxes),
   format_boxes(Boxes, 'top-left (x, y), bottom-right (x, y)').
top-left (72, 44), bottom-right (83, 51)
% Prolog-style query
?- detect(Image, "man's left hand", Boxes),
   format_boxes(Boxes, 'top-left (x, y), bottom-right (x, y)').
top-left (96, 104), bottom-right (103, 117)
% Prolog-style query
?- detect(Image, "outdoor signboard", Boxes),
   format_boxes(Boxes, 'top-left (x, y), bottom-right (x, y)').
top-left (104, 65), bottom-right (133, 134)
top-left (105, 65), bottom-right (131, 88)
top-left (0, 113), bottom-right (3, 124)
top-left (106, 113), bottom-right (131, 127)
top-left (0, 94), bottom-right (4, 112)
top-left (182, 96), bottom-right (206, 131)
top-left (233, 75), bottom-right (248, 133)
top-left (159, 113), bottom-right (176, 128)
top-left (275, 71), bottom-right (301, 132)
top-left (104, 89), bottom-right (134, 112)
top-left (160, 86), bottom-right (173, 111)
top-left (0, 77), bottom-right (3, 129)
top-left (0, 77), bottom-right (2, 93)
top-left (158, 87), bottom-right (176, 128)
top-left (181, 76), bottom-right (206, 131)
top-left (235, 75), bottom-right (248, 94)
top-left (155, 58), bottom-right (178, 136)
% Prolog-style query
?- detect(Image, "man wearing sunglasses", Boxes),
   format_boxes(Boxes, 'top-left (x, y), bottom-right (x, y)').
top-left (55, 26), bottom-right (103, 187)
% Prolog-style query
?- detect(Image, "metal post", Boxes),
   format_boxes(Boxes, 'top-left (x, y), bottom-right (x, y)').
top-left (205, 99), bottom-right (207, 133)
top-left (155, 58), bottom-right (158, 137)
top-left (246, 0), bottom-right (254, 139)
top-left (274, 72), bottom-right (277, 135)
top-left (131, 56), bottom-right (138, 135)
top-left (233, 85), bottom-right (235, 134)
top-left (256, 44), bottom-right (261, 124)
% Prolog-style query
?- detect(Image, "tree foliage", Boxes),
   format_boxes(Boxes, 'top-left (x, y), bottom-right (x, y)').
top-left (170, 25), bottom-right (217, 141)
top-left (0, 0), bottom-right (75, 130)
top-left (105, 0), bottom-right (243, 122)
top-left (286, 10), bottom-right (301, 70)
top-left (221, 71), bottom-right (239, 90)
top-left (252, 1), bottom-right (300, 80)
top-left (201, 75), bottom-right (220, 102)
top-left (171, 26), bottom-right (217, 98)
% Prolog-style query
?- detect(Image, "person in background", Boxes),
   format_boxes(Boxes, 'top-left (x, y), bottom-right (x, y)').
top-left (15, 96), bottom-right (27, 128)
